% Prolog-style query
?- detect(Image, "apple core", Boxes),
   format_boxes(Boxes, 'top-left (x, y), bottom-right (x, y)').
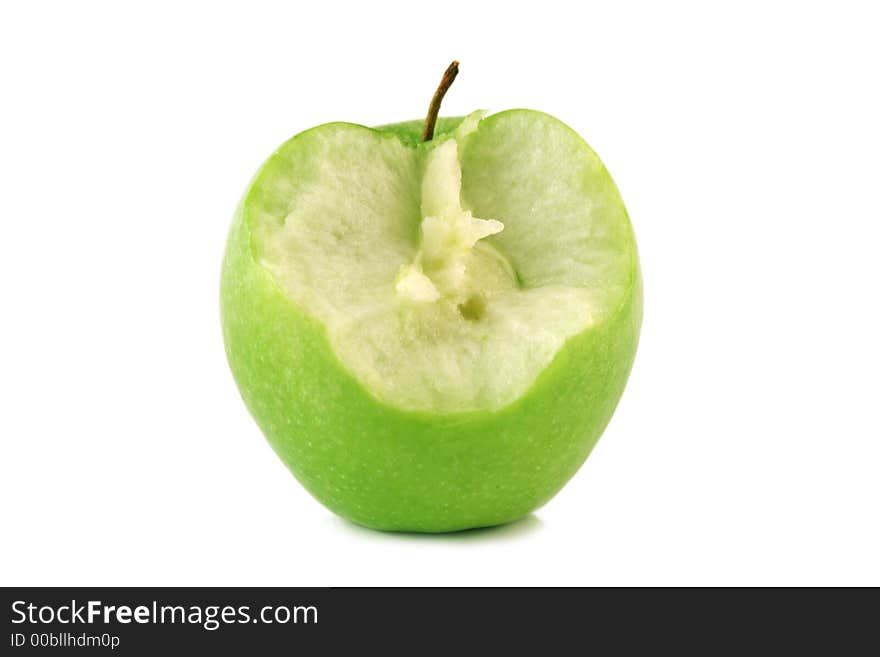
top-left (396, 137), bottom-right (505, 306)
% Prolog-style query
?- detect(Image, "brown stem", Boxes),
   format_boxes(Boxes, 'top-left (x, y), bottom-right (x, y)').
top-left (422, 60), bottom-right (460, 142)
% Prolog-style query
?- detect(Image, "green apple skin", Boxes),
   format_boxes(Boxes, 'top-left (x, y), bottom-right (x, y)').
top-left (221, 113), bottom-right (642, 532)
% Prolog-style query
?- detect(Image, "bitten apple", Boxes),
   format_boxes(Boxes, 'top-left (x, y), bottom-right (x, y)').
top-left (221, 63), bottom-right (642, 532)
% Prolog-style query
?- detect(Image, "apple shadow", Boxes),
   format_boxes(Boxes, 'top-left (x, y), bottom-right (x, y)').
top-left (335, 513), bottom-right (543, 543)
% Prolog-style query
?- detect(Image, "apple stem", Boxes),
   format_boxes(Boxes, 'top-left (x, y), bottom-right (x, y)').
top-left (422, 60), bottom-right (460, 142)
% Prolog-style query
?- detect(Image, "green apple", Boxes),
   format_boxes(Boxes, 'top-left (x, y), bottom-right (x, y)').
top-left (221, 66), bottom-right (641, 532)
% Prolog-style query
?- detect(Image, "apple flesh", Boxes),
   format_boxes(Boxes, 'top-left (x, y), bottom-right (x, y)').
top-left (221, 110), bottom-right (641, 532)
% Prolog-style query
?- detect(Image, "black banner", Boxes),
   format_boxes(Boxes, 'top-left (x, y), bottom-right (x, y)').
top-left (2, 588), bottom-right (877, 653)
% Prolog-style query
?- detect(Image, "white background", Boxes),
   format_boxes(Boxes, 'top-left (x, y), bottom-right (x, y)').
top-left (2, 1), bottom-right (878, 586)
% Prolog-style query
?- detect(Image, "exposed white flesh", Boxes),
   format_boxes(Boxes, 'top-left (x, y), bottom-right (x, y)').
top-left (250, 112), bottom-right (630, 413)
